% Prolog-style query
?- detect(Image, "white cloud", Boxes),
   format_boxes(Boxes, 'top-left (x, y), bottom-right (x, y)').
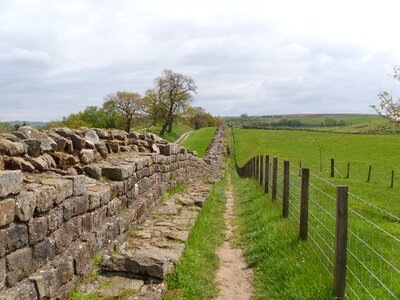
top-left (1, 0), bottom-right (400, 121)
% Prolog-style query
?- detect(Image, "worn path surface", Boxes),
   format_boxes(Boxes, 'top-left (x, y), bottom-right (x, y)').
top-left (215, 173), bottom-right (254, 300)
top-left (175, 131), bottom-right (193, 144)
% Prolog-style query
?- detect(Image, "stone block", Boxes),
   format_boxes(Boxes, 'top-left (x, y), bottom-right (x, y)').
top-left (0, 280), bottom-right (38, 300)
top-left (27, 184), bottom-right (56, 213)
top-left (87, 184), bottom-right (111, 206)
top-left (63, 195), bottom-right (89, 221)
top-left (47, 207), bottom-right (63, 233)
top-left (80, 149), bottom-right (95, 164)
top-left (28, 216), bottom-right (48, 245)
top-left (54, 275), bottom-right (78, 300)
top-left (40, 178), bottom-right (73, 204)
top-left (0, 199), bottom-right (15, 227)
top-left (0, 171), bottom-right (23, 199)
top-left (0, 138), bottom-right (26, 157)
top-left (65, 216), bottom-right (82, 241)
top-left (102, 164), bottom-right (134, 181)
top-left (4, 224), bottom-right (28, 254)
top-left (50, 226), bottom-right (73, 255)
top-left (81, 213), bottom-right (94, 232)
top-left (32, 238), bottom-right (56, 269)
top-left (92, 206), bottom-right (107, 227)
top-left (106, 198), bottom-right (123, 217)
top-left (29, 267), bottom-right (59, 299)
top-left (6, 248), bottom-right (33, 286)
top-left (67, 242), bottom-right (92, 276)
top-left (0, 231), bottom-right (4, 258)
top-left (51, 256), bottom-right (74, 285)
top-left (3, 157), bottom-right (35, 172)
top-left (84, 164), bottom-right (102, 180)
top-left (15, 190), bottom-right (36, 222)
top-left (55, 128), bottom-right (85, 151)
top-left (64, 175), bottom-right (87, 196)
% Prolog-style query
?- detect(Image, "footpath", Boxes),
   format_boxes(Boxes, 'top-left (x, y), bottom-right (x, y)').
top-left (215, 171), bottom-right (254, 300)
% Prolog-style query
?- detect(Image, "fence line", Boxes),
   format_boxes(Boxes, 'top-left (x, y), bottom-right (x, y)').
top-left (230, 127), bottom-right (400, 299)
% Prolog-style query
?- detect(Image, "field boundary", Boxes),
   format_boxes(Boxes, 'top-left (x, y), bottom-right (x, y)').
top-left (230, 127), bottom-right (400, 299)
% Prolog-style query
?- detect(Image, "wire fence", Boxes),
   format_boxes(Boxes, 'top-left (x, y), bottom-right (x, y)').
top-left (233, 150), bottom-right (400, 299)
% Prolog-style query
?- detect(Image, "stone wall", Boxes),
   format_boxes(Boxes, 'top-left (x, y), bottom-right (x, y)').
top-left (0, 125), bottom-right (225, 299)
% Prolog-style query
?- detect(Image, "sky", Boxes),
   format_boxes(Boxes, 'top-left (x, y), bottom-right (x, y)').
top-left (1, 0), bottom-right (400, 121)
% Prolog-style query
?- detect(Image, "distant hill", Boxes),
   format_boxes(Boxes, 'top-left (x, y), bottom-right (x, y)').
top-left (7, 120), bottom-right (48, 127)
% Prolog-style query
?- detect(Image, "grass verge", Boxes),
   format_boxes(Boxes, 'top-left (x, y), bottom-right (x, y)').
top-left (230, 163), bottom-right (332, 299)
top-left (164, 175), bottom-right (227, 299)
top-left (180, 127), bottom-right (216, 157)
top-left (133, 123), bottom-right (193, 142)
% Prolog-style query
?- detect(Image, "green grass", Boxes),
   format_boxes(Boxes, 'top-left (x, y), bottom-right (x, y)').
top-left (164, 174), bottom-right (227, 299)
top-left (231, 163), bottom-right (332, 299)
top-left (133, 122), bottom-right (193, 142)
top-left (181, 127), bottom-right (216, 157)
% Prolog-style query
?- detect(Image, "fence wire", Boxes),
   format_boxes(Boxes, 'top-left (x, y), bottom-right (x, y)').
top-left (235, 154), bottom-right (400, 299)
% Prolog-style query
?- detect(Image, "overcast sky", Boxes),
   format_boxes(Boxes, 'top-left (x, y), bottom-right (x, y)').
top-left (1, 0), bottom-right (400, 121)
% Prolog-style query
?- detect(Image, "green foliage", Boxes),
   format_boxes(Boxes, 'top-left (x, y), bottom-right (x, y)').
top-left (231, 166), bottom-right (332, 299)
top-left (164, 176), bottom-right (227, 299)
top-left (181, 127), bottom-right (216, 157)
top-left (62, 105), bottom-right (122, 129)
top-left (0, 122), bottom-right (13, 133)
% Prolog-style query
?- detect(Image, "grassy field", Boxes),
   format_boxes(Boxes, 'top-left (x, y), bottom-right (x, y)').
top-left (232, 128), bottom-right (400, 298)
top-left (181, 127), bottom-right (216, 157)
top-left (164, 174), bottom-right (226, 299)
top-left (133, 122), bottom-right (193, 142)
top-left (231, 165), bottom-right (332, 299)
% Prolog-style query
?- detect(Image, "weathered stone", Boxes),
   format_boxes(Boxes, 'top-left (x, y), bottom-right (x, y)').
top-left (158, 144), bottom-right (172, 156)
top-left (62, 195), bottom-right (89, 221)
top-left (28, 156), bottom-right (50, 171)
top-left (51, 152), bottom-right (79, 169)
top-left (24, 139), bottom-right (42, 157)
top-left (40, 153), bottom-right (56, 168)
top-left (51, 256), bottom-right (74, 285)
top-left (3, 157), bottom-right (35, 172)
top-left (151, 144), bottom-right (160, 154)
top-left (85, 130), bottom-right (101, 145)
top-left (0, 230), bottom-right (4, 258)
top-left (10, 131), bottom-right (28, 140)
top-left (66, 216), bottom-right (82, 241)
top-left (4, 224), bottom-right (28, 253)
top-left (28, 216), bottom-right (48, 245)
top-left (47, 207), bottom-right (63, 232)
top-left (88, 184), bottom-right (111, 205)
top-left (26, 184), bottom-right (56, 213)
top-left (0, 138), bottom-right (26, 156)
top-left (64, 175), bottom-right (87, 196)
top-left (51, 227), bottom-right (73, 254)
top-left (32, 238), bottom-right (56, 269)
top-left (84, 164), bottom-right (102, 180)
top-left (0, 199), bottom-right (15, 227)
top-left (80, 149), bottom-right (94, 164)
top-left (96, 142), bottom-right (108, 158)
top-left (17, 126), bottom-right (57, 151)
top-left (40, 178), bottom-right (73, 204)
top-left (84, 139), bottom-right (95, 149)
top-left (55, 128), bottom-right (86, 151)
top-left (29, 267), bottom-right (59, 299)
top-left (106, 198), bottom-right (123, 216)
top-left (67, 242), bottom-right (92, 276)
top-left (54, 275), bottom-right (78, 300)
top-left (0, 280), bottom-right (38, 300)
top-left (48, 132), bottom-right (68, 151)
top-left (65, 140), bottom-right (73, 153)
top-left (102, 164), bottom-right (134, 181)
top-left (0, 170), bottom-right (23, 198)
top-left (99, 276), bottom-right (144, 298)
top-left (6, 248), bottom-right (33, 286)
top-left (81, 213), bottom-right (94, 232)
top-left (0, 258), bottom-right (5, 290)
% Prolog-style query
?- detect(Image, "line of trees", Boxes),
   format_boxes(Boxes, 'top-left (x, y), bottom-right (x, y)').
top-left (51, 70), bottom-right (220, 135)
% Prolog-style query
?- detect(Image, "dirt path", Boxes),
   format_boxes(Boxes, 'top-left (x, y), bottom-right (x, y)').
top-left (215, 173), bottom-right (254, 300)
top-left (175, 130), bottom-right (193, 144)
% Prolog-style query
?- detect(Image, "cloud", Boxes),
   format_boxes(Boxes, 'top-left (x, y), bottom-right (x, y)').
top-left (1, 0), bottom-right (400, 121)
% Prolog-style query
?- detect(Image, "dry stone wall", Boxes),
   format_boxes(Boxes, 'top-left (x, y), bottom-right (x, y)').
top-left (0, 125), bottom-right (226, 300)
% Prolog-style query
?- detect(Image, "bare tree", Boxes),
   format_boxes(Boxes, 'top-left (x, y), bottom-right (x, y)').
top-left (371, 66), bottom-right (400, 125)
top-left (104, 91), bottom-right (143, 133)
top-left (155, 70), bottom-right (197, 136)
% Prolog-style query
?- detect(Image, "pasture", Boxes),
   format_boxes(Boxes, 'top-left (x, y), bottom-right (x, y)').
top-left (181, 127), bottom-right (216, 157)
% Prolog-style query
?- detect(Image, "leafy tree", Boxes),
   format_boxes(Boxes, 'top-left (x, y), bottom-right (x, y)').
top-left (371, 66), bottom-right (400, 125)
top-left (188, 106), bottom-right (220, 129)
top-left (104, 91), bottom-right (144, 133)
top-left (141, 88), bottom-right (167, 125)
top-left (0, 122), bottom-right (13, 133)
top-left (155, 70), bottom-right (197, 136)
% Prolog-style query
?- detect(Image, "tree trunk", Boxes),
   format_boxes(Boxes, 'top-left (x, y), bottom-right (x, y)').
top-left (167, 118), bottom-right (173, 133)
top-left (126, 117), bottom-right (132, 133)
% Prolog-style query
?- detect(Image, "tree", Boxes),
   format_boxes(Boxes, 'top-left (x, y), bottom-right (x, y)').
top-left (141, 88), bottom-right (167, 126)
top-left (104, 91), bottom-right (143, 133)
top-left (188, 106), bottom-right (219, 129)
top-left (371, 66), bottom-right (400, 125)
top-left (155, 70), bottom-right (197, 135)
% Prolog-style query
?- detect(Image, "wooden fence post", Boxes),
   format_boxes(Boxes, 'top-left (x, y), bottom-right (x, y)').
top-left (391, 170), bottom-right (394, 188)
top-left (256, 156), bottom-right (259, 181)
top-left (265, 156), bottom-right (270, 193)
top-left (346, 163), bottom-right (350, 179)
top-left (283, 160), bottom-right (290, 218)
top-left (334, 186), bottom-right (349, 300)
top-left (272, 157), bottom-right (278, 201)
top-left (299, 160), bottom-right (302, 176)
top-left (299, 168), bottom-right (309, 240)
top-left (367, 165), bottom-right (372, 182)
top-left (331, 158), bottom-right (335, 178)
top-left (260, 155), bottom-right (264, 186)
top-left (252, 157), bottom-right (255, 179)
